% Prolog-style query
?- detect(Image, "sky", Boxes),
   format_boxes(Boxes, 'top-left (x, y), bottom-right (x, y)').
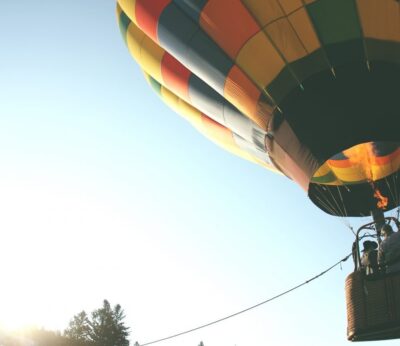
top-left (0, 1), bottom-right (399, 346)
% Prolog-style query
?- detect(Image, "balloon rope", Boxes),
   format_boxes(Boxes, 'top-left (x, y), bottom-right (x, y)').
top-left (314, 193), bottom-right (339, 216)
top-left (336, 186), bottom-right (348, 218)
top-left (137, 253), bottom-right (352, 346)
top-left (325, 186), bottom-right (346, 218)
top-left (385, 176), bottom-right (397, 213)
top-left (314, 186), bottom-right (340, 216)
top-left (334, 186), bottom-right (357, 234)
top-left (320, 186), bottom-right (341, 216)
top-left (394, 171), bottom-right (400, 210)
top-left (385, 156), bottom-right (398, 211)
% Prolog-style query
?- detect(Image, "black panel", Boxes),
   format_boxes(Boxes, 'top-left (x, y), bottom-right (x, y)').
top-left (324, 39), bottom-right (364, 66)
top-left (278, 61), bottom-right (400, 164)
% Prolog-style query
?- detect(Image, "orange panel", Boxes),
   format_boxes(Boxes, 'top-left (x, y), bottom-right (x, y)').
top-left (224, 66), bottom-right (265, 127)
top-left (201, 115), bottom-right (235, 146)
top-left (265, 18), bottom-right (308, 62)
top-left (279, 0), bottom-right (303, 14)
top-left (242, 0), bottom-right (284, 26)
top-left (288, 8), bottom-right (320, 54)
top-left (236, 30), bottom-right (285, 90)
top-left (356, 0), bottom-right (400, 42)
top-left (200, 0), bottom-right (260, 58)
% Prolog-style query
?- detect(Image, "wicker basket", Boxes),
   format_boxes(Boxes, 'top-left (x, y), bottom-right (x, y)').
top-left (345, 271), bottom-right (400, 341)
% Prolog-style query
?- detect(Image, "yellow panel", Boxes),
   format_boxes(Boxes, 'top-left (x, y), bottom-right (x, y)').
top-left (160, 86), bottom-right (203, 128)
top-left (328, 159), bottom-right (400, 183)
top-left (241, 0), bottom-right (284, 26)
top-left (330, 166), bottom-right (367, 182)
top-left (288, 8), bottom-right (320, 53)
top-left (176, 98), bottom-right (203, 128)
top-left (236, 31), bottom-right (285, 89)
top-left (139, 36), bottom-right (164, 84)
top-left (266, 18), bottom-right (307, 62)
top-left (117, 0), bottom-right (137, 25)
top-left (126, 21), bottom-right (165, 84)
top-left (278, 0), bottom-right (303, 14)
top-left (372, 157), bottom-right (400, 180)
top-left (126, 21), bottom-right (145, 62)
top-left (372, 164), bottom-right (395, 180)
top-left (357, 0), bottom-right (400, 42)
top-left (160, 85), bottom-right (179, 109)
top-left (313, 162), bottom-right (332, 177)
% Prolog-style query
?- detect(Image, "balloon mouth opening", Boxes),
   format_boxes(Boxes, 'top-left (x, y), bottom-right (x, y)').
top-left (308, 141), bottom-right (400, 217)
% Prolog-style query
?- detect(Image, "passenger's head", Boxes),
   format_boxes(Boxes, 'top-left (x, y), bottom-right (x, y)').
top-left (381, 224), bottom-right (394, 239)
top-left (362, 240), bottom-right (378, 252)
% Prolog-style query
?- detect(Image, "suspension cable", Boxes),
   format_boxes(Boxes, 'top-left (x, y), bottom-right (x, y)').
top-left (137, 253), bottom-right (352, 346)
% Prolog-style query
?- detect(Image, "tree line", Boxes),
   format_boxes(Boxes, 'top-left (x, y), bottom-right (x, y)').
top-left (0, 300), bottom-right (132, 346)
top-left (0, 300), bottom-right (205, 346)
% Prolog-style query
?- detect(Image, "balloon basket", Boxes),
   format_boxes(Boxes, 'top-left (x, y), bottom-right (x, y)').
top-left (345, 270), bottom-right (400, 341)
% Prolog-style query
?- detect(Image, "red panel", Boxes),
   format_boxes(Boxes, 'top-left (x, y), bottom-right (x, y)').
top-left (373, 148), bottom-right (400, 165)
top-left (135, 0), bottom-right (171, 42)
top-left (200, 0), bottom-right (259, 58)
top-left (161, 53), bottom-right (191, 100)
top-left (328, 158), bottom-right (352, 168)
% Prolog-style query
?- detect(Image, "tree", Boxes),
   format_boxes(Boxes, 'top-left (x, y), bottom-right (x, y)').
top-left (64, 311), bottom-right (92, 344)
top-left (64, 300), bottom-right (130, 346)
top-left (88, 300), bottom-right (130, 346)
top-left (198, 342), bottom-right (204, 346)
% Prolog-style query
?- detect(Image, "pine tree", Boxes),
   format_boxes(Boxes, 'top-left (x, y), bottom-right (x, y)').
top-left (64, 311), bottom-right (92, 344)
top-left (88, 300), bottom-right (130, 346)
top-left (64, 300), bottom-right (130, 346)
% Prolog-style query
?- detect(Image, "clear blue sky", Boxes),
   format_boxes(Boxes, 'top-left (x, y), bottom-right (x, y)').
top-left (0, 1), bottom-right (398, 346)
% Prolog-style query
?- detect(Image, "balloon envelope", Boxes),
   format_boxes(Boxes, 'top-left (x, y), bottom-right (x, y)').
top-left (117, 0), bottom-right (400, 217)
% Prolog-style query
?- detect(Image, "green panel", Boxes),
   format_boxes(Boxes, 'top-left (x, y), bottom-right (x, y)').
top-left (306, 0), bottom-right (361, 45)
top-left (148, 75), bottom-right (162, 96)
top-left (310, 171), bottom-right (337, 184)
top-left (118, 9), bottom-right (131, 45)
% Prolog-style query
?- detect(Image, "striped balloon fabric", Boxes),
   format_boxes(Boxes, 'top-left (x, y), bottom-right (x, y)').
top-left (117, 0), bottom-right (400, 217)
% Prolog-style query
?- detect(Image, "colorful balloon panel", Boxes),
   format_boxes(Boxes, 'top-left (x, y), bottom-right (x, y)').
top-left (117, 0), bottom-right (400, 216)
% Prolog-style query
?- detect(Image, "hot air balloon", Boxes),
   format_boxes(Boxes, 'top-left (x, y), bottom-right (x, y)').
top-left (116, 0), bottom-right (400, 341)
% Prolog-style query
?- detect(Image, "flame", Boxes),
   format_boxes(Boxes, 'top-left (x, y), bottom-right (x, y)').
top-left (344, 142), bottom-right (388, 210)
top-left (374, 188), bottom-right (388, 209)
top-left (343, 142), bottom-right (375, 181)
